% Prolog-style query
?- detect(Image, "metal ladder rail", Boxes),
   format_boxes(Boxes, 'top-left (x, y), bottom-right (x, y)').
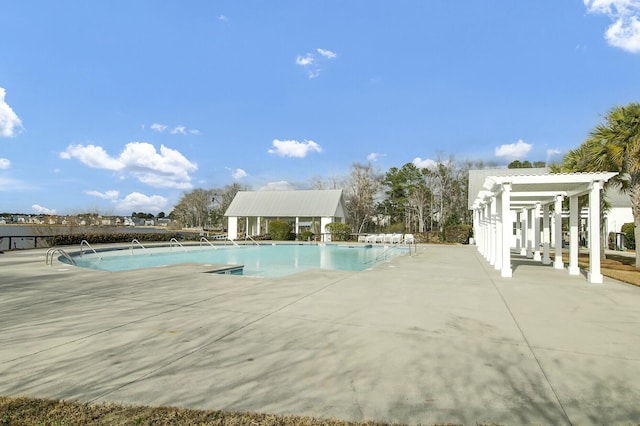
top-left (130, 239), bottom-right (147, 255)
top-left (199, 236), bottom-right (218, 250)
top-left (245, 234), bottom-right (260, 246)
top-left (365, 245), bottom-right (400, 264)
top-left (80, 240), bottom-right (102, 260)
top-left (46, 248), bottom-right (76, 266)
top-left (169, 237), bottom-right (186, 251)
top-left (405, 240), bottom-right (417, 256)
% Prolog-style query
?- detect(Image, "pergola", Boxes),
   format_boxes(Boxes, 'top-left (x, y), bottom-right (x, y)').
top-left (470, 172), bottom-right (618, 283)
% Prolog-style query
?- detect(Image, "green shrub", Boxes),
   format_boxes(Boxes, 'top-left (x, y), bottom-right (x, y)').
top-left (383, 223), bottom-right (405, 233)
top-left (444, 224), bottom-right (472, 244)
top-left (622, 222), bottom-right (635, 250)
top-left (325, 222), bottom-right (352, 241)
top-left (299, 230), bottom-right (314, 241)
top-left (46, 232), bottom-right (187, 246)
top-left (269, 220), bottom-right (292, 240)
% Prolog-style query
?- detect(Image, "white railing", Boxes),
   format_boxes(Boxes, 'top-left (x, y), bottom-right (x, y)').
top-left (80, 240), bottom-right (102, 260)
top-left (169, 238), bottom-right (186, 251)
top-left (46, 248), bottom-right (75, 266)
top-left (199, 236), bottom-right (218, 249)
top-left (130, 239), bottom-right (147, 255)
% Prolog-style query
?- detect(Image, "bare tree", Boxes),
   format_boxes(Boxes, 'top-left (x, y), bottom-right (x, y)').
top-left (344, 163), bottom-right (382, 233)
top-left (171, 188), bottom-right (215, 229)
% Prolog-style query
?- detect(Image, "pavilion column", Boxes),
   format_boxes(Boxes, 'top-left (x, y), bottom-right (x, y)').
top-left (245, 217), bottom-right (249, 238)
top-left (542, 204), bottom-right (551, 265)
top-left (500, 183), bottom-right (512, 277)
top-left (533, 202), bottom-right (542, 261)
top-left (495, 192), bottom-right (503, 271)
top-left (554, 195), bottom-right (564, 269)
top-left (588, 181), bottom-right (604, 283)
top-left (520, 207), bottom-right (528, 256)
top-left (295, 217), bottom-right (300, 236)
top-left (473, 209), bottom-right (479, 247)
top-left (479, 208), bottom-right (486, 253)
top-left (475, 209), bottom-right (482, 253)
top-left (568, 195), bottom-right (580, 275)
top-left (515, 210), bottom-right (522, 252)
top-left (526, 208), bottom-right (534, 258)
top-left (489, 197), bottom-right (497, 266)
top-left (482, 203), bottom-right (491, 261)
top-left (257, 217), bottom-right (261, 235)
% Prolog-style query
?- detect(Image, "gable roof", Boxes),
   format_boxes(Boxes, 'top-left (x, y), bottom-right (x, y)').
top-left (224, 189), bottom-right (345, 218)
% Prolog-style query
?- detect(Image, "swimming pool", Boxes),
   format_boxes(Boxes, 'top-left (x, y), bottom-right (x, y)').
top-left (65, 244), bottom-right (408, 277)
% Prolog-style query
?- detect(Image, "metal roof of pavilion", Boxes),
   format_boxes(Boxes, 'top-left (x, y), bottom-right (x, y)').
top-left (470, 172), bottom-right (619, 210)
top-left (224, 189), bottom-right (345, 218)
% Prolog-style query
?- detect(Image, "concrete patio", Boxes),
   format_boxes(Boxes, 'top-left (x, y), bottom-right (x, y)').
top-left (1, 244), bottom-right (639, 424)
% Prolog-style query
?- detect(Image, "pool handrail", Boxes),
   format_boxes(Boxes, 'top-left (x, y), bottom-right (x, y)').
top-left (199, 236), bottom-right (218, 250)
top-left (46, 247), bottom-right (76, 266)
top-left (130, 239), bottom-right (147, 255)
top-left (245, 234), bottom-right (260, 246)
top-left (80, 240), bottom-right (102, 260)
top-left (169, 237), bottom-right (186, 251)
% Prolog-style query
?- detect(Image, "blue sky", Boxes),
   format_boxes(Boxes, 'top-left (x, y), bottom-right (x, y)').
top-left (1, 1), bottom-right (639, 215)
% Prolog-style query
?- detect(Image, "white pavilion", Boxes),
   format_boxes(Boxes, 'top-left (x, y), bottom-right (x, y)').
top-left (469, 170), bottom-right (618, 283)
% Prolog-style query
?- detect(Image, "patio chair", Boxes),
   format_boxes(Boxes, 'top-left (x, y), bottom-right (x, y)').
top-left (404, 234), bottom-right (415, 244)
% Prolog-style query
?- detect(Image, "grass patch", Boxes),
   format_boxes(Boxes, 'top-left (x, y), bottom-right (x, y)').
top-left (0, 396), bottom-right (405, 426)
top-left (563, 252), bottom-right (640, 287)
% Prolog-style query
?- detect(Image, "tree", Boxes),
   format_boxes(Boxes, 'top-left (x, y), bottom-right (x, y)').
top-left (209, 183), bottom-right (247, 230)
top-left (562, 103), bottom-right (640, 267)
top-left (344, 163), bottom-right (382, 233)
top-left (383, 163), bottom-right (424, 230)
top-left (171, 188), bottom-right (215, 228)
top-left (508, 160), bottom-right (545, 168)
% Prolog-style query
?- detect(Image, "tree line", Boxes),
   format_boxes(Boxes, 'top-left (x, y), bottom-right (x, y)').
top-left (170, 157), bottom-right (516, 236)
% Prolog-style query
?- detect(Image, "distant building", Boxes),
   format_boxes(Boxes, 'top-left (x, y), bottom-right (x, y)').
top-left (224, 189), bottom-right (347, 241)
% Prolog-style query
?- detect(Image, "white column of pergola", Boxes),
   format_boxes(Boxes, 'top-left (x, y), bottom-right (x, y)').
top-left (542, 204), bottom-right (551, 265)
top-left (471, 172), bottom-right (617, 284)
top-left (553, 195), bottom-right (564, 270)
top-left (520, 207), bottom-right (528, 256)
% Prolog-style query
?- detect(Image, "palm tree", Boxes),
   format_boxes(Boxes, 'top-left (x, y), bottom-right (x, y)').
top-left (564, 103), bottom-right (640, 267)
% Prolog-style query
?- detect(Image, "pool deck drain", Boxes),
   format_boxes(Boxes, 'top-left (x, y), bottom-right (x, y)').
top-left (1, 244), bottom-right (640, 424)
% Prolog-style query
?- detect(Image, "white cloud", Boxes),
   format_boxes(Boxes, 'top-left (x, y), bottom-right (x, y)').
top-left (32, 204), bottom-right (56, 215)
top-left (150, 123), bottom-right (199, 135)
top-left (84, 189), bottom-right (119, 200)
top-left (259, 181), bottom-right (297, 191)
top-left (296, 54), bottom-right (314, 66)
top-left (367, 152), bottom-right (385, 162)
top-left (494, 139), bottom-right (532, 158)
top-left (0, 158), bottom-right (10, 169)
top-left (60, 144), bottom-right (123, 170)
top-left (296, 48), bottom-right (337, 79)
top-left (231, 168), bottom-right (247, 179)
top-left (171, 125), bottom-right (187, 135)
top-left (60, 142), bottom-right (197, 189)
top-left (317, 48), bottom-right (337, 59)
top-left (0, 87), bottom-right (23, 138)
top-left (546, 148), bottom-right (562, 157)
top-left (268, 139), bottom-right (322, 158)
top-left (412, 157), bottom-right (437, 169)
top-left (218, 14), bottom-right (228, 22)
top-left (114, 192), bottom-right (169, 213)
top-left (151, 123), bottom-right (168, 132)
top-left (585, 0), bottom-right (640, 52)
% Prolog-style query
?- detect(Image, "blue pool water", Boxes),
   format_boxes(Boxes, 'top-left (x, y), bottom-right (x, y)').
top-left (66, 244), bottom-right (407, 277)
